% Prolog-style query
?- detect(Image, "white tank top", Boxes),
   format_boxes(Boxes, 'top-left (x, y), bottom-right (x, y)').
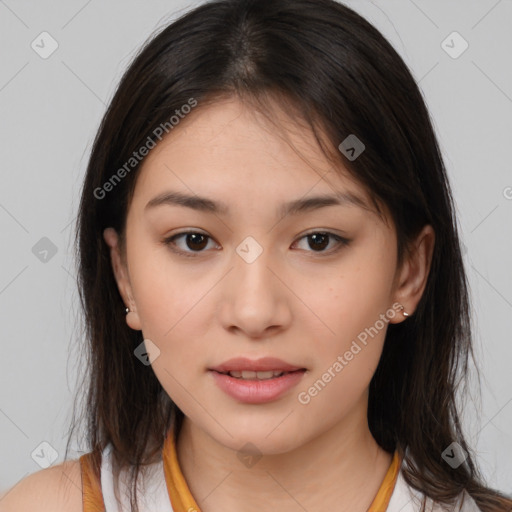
top-left (100, 443), bottom-right (174, 512)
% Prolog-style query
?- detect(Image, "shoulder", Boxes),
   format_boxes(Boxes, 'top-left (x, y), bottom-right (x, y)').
top-left (0, 459), bottom-right (83, 512)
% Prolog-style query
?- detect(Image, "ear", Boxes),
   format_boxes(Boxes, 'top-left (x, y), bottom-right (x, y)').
top-left (103, 227), bottom-right (142, 331)
top-left (389, 224), bottom-right (435, 324)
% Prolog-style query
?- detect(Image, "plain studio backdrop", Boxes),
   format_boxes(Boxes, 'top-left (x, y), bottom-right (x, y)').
top-left (0, 0), bottom-right (511, 496)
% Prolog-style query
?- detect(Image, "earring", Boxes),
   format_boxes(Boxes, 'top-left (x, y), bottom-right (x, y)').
top-left (125, 307), bottom-right (130, 314)
top-left (400, 304), bottom-right (409, 317)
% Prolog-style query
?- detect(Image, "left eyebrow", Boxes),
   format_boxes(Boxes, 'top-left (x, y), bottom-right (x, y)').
top-left (278, 191), bottom-right (370, 217)
top-left (144, 190), bottom-right (370, 217)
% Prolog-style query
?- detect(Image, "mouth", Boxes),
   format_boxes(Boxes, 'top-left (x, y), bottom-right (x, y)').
top-left (212, 369), bottom-right (305, 380)
top-left (208, 356), bottom-right (306, 375)
top-left (207, 357), bottom-right (307, 403)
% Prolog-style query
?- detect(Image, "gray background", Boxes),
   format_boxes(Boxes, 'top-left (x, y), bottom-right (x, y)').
top-left (1, 0), bottom-right (511, 496)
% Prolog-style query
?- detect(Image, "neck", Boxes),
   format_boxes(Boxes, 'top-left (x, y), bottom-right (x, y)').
top-left (176, 400), bottom-right (393, 512)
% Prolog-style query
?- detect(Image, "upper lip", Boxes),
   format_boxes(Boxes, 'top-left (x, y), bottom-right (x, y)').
top-left (209, 357), bottom-right (305, 373)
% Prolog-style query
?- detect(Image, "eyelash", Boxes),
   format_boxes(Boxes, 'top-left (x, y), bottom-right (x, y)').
top-left (162, 230), bottom-right (351, 258)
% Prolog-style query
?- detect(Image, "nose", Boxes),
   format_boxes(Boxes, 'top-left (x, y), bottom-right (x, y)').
top-left (218, 243), bottom-right (292, 339)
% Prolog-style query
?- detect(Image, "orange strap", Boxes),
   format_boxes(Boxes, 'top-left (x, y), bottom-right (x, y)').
top-left (368, 450), bottom-right (401, 512)
top-left (162, 430), bottom-right (202, 512)
top-left (79, 452), bottom-right (105, 512)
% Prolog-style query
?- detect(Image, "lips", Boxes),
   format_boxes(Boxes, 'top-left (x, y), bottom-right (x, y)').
top-left (209, 359), bottom-right (307, 403)
top-left (209, 357), bottom-right (305, 374)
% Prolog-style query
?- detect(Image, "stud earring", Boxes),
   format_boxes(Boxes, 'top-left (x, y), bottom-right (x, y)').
top-left (400, 304), bottom-right (409, 317)
top-left (125, 307), bottom-right (130, 314)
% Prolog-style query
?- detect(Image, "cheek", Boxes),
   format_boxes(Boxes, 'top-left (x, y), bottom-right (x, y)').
top-left (311, 253), bottom-right (394, 340)
top-left (129, 251), bottom-right (209, 405)
top-left (300, 241), bottom-right (396, 389)
top-left (127, 241), bottom-right (210, 358)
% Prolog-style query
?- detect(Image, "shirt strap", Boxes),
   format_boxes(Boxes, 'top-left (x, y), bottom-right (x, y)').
top-left (79, 452), bottom-right (105, 512)
top-left (162, 429), bottom-right (201, 512)
top-left (368, 450), bottom-right (402, 512)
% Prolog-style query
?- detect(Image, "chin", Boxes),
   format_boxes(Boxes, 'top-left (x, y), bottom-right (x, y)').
top-left (210, 422), bottom-right (304, 457)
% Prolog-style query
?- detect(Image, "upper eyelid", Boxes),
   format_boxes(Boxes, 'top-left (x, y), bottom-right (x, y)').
top-left (165, 229), bottom-right (348, 251)
top-left (166, 228), bottom-right (346, 240)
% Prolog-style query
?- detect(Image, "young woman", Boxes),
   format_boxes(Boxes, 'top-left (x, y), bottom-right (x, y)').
top-left (3, 0), bottom-right (511, 511)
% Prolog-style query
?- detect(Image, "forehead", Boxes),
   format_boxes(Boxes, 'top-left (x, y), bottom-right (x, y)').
top-left (132, 96), bottom-right (380, 219)
top-left (142, 96), bottom-right (332, 169)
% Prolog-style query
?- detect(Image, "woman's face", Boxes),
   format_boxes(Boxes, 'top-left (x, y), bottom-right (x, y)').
top-left (105, 97), bottom-right (425, 455)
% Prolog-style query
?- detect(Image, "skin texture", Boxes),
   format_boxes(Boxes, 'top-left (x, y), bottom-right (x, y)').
top-left (0, 459), bottom-right (82, 512)
top-left (104, 96), bottom-right (435, 512)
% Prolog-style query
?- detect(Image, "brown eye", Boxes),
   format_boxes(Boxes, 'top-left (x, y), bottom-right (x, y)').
top-left (163, 231), bottom-right (216, 257)
top-left (307, 233), bottom-right (330, 251)
top-left (294, 231), bottom-right (350, 254)
top-left (183, 233), bottom-right (209, 251)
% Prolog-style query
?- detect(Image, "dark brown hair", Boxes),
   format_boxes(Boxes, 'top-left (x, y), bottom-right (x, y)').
top-left (65, 0), bottom-right (512, 510)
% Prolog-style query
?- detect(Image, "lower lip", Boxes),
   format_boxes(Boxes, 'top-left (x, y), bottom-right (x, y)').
top-left (209, 370), bottom-right (306, 404)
